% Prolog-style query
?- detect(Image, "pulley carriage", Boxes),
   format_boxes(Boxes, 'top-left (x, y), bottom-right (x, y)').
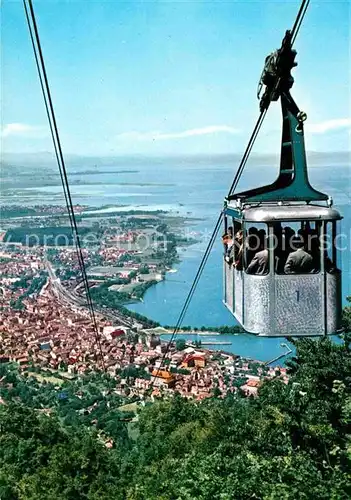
top-left (223, 30), bottom-right (343, 337)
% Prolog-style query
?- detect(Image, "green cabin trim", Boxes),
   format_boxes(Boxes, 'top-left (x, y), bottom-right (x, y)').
top-left (225, 206), bottom-right (242, 219)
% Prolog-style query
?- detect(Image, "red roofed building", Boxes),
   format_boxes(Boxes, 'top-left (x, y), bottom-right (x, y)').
top-left (182, 354), bottom-right (206, 369)
top-left (241, 378), bottom-right (261, 397)
top-left (111, 329), bottom-right (126, 339)
top-left (151, 369), bottom-right (176, 388)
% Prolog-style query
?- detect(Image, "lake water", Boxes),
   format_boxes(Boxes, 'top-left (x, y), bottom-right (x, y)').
top-left (160, 332), bottom-right (295, 366)
top-left (11, 156), bottom-right (351, 362)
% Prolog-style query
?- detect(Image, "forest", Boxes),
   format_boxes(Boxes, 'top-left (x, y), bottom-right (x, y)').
top-left (0, 334), bottom-right (350, 499)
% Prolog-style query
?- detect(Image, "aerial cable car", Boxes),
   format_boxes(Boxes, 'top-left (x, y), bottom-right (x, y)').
top-left (223, 30), bottom-right (343, 337)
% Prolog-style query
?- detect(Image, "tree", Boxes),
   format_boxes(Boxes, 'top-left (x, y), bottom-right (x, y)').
top-left (212, 386), bottom-right (222, 398)
top-left (0, 334), bottom-right (350, 499)
top-left (342, 296), bottom-right (351, 332)
top-left (175, 338), bottom-right (186, 351)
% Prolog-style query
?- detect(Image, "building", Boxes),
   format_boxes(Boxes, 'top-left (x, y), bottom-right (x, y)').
top-left (241, 379), bottom-right (260, 396)
top-left (151, 369), bottom-right (176, 388)
top-left (182, 354), bottom-right (206, 369)
top-left (111, 329), bottom-right (126, 339)
top-left (146, 334), bottom-right (161, 349)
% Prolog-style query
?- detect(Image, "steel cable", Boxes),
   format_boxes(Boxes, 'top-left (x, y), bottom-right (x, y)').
top-left (23, 0), bottom-right (105, 370)
top-left (150, 0), bottom-right (311, 388)
top-left (291, 0), bottom-right (310, 45)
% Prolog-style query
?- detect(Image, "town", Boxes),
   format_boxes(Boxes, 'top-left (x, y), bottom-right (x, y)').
top-left (1, 2), bottom-right (349, 497)
top-left (0, 249), bottom-right (287, 400)
top-left (0, 206), bottom-right (289, 403)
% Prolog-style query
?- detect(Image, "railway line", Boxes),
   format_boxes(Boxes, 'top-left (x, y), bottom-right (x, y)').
top-left (44, 259), bottom-right (145, 330)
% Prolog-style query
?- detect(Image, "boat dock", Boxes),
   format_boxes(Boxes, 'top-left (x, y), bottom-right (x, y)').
top-left (265, 343), bottom-right (292, 366)
top-left (165, 332), bottom-right (220, 336)
top-left (200, 341), bottom-right (232, 346)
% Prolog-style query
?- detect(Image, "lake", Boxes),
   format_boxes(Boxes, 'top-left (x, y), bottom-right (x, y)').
top-left (9, 155), bottom-right (351, 362)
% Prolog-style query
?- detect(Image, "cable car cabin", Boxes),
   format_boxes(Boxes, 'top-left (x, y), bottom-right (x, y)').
top-left (223, 204), bottom-right (342, 337)
top-left (222, 30), bottom-right (343, 337)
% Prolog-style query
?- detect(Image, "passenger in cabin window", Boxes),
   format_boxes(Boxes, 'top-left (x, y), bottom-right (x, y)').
top-left (246, 231), bottom-right (269, 275)
top-left (276, 226), bottom-right (295, 273)
top-left (246, 227), bottom-right (259, 266)
top-left (222, 227), bottom-right (234, 263)
top-left (308, 222), bottom-right (336, 273)
top-left (283, 226), bottom-right (295, 255)
top-left (257, 229), bottom-right (266, 242)
top-left (233, 229), bottom-right (244, 270)
top-left (284, 231), bottom-right (314, 274)
top-left (227, 227), bottom-right (235, 254)
top-left (222, 226), bottom-right (233, 245)
top-left (309, 229), bottom-right (321, 272)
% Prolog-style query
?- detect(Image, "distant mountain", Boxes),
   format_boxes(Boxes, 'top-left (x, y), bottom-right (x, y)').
top-left (1, 152), bottom-right (57, 170)
top-left (1, 150), bottom-right (349, 174)
top-left (306, 150), bottom-right (351, 166)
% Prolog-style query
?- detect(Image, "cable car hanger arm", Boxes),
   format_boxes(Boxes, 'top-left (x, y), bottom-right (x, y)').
top-left (227, 12), bottom-right (329, 205)
top-left (152, 0), bottom-right (313, 380)
top-left (226, 0), bottom-right (311, 201)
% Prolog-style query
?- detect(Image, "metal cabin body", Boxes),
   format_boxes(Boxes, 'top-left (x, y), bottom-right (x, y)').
top-left (223, 30), bottom-right (343, 337)
top-left (223, 204), bottom-right (342, 337)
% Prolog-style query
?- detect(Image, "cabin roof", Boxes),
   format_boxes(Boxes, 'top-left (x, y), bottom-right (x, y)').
top-left (226, 203), bottom-right (342, 222)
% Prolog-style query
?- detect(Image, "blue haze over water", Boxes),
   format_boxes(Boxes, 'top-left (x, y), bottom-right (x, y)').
top-left (19, 156), bottom-right (351, 362)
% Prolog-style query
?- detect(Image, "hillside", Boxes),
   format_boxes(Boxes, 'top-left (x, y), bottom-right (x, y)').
top-left (0, 335), bottom-right (350, 499)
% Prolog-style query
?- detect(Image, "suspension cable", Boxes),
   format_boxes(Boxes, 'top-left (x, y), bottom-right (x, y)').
top-left (151, 78), bottom-right (269, 388)
top-left (152, 211), bottom-right (224, 382)
top-left (151, 0), bottom-right (311, 388)
top-left (152, 109), bottom-right (268, 381)
top-left (23, 0), bottom-right (87, 302)
top-left (291, 0), bottom-right (310, 45)
top-left (22, 1), bottom-right (75, 238)
top-left (229, 0), bottom-right (310, 198)
top-left (228, 109), bottom-right (267, 197)
top-left (23, 0), bottom-right (105, 370)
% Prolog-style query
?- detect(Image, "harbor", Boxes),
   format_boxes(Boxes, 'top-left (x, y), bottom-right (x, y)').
top-left (265, 343), bottom-right (293, 366)
top-left (201, 341), bottom-right (232, 346)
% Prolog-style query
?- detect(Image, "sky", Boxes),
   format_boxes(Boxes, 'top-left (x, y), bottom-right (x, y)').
top-left (1, 0), bottom-right (350, 156)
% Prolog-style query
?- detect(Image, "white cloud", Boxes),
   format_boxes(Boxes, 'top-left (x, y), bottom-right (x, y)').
top-left (1, 123), bottom-right (46, 138)
top-left (116, 125), bottom-right (239, 142)
top-left (306, 118), bottom-right (351, 134)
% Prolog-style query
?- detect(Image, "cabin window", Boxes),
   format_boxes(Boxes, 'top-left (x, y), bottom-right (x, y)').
top-left (244, 222), bottom-right (269, 275)
top-left (232, 220), bottom-right (243, 269)
top-left (222, 218), bottom-right (243, 267)
top-left (323, 221), bottom-right (341, 273)
top-left (222, 216), bottom-right (232, 257)
top-left (334, 221), bottom-right (342, 272)
top-left (274, 220), bottom-right (321, 275)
